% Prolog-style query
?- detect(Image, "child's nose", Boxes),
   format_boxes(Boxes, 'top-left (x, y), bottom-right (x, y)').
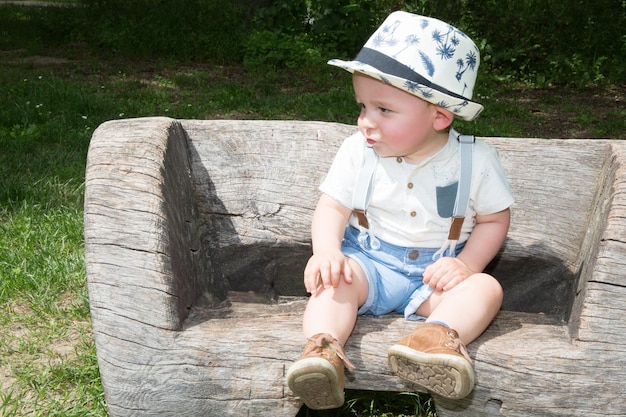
top-left (358, 112), bottom-right (376, 131)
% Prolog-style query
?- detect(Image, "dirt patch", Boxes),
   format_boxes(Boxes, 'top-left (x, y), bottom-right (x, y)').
top-left (491, 84), bottom-right (626, 139)
top-left (11, 55), bottom-right (75, 65)
top-left (0, 296), bottom-right (91, 394)
top-left (1, 49), bottom-right (75, 65)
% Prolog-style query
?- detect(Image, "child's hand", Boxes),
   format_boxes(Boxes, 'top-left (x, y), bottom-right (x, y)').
top-left (303, 250), bottom-right (353, 294)
top-left (423, 257), bottom-right (474, 292)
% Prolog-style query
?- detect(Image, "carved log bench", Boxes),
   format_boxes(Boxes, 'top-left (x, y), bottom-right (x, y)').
top-left (84, 117), bottom-right (626, 417)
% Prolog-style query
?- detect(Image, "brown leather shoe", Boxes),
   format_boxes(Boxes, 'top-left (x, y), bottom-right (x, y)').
top-left (286, 333), bottom-right (356, 410)
top-left (388, 323), bottom-right (475, 399)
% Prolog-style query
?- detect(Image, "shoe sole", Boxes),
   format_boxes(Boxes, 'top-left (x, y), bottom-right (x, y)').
top-left (387, 344), bottom-right (475, 399)
top-left (286, 357), bottom-right (344, 410)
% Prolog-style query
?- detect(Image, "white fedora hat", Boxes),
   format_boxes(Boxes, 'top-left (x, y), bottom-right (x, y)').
top-left (329, 11), bottom-right (483, 121)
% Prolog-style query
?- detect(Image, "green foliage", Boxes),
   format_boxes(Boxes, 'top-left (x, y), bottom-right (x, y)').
top-left (80, 0), bottom-right (252, 62)
top-left (243, 30), bottom-right (324, 71)
top-left (2, 0), bottom-right (623, 83)
top-left (245, 0), bottom-right (427, 63)
top-left (0, 6), bottom-right (85, 51)
top-left (243, 0), bottom-right (626, 84)
top-left (458, 0), bottom-right (626, 85)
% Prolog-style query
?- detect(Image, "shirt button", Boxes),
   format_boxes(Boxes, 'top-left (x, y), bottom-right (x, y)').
top-left (410, 211), bottom-right (416, 217)
top-left (408, 250), bottom-right (419, 260)
top-left (396, 157), bottom-right (403, 163)
top-left (407, 182), bottom-right (413, 189)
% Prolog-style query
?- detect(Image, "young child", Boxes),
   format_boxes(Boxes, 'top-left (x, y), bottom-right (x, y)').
top-left (286, 11), bottom-right (514, 410)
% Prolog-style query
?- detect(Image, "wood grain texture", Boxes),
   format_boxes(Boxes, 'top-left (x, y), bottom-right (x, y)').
top-left (85, 118), bottom-right (626, 417)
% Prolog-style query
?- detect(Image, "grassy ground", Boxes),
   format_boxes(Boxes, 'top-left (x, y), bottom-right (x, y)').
top-left (1, 4), bottom-right (625, 417)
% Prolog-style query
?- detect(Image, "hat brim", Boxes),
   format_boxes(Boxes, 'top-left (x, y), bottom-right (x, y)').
top-left (328, 59), bottom-right (484, 121)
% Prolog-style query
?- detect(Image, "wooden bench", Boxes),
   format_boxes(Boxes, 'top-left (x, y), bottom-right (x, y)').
top-left (84, 117), bottom-right (626, 417)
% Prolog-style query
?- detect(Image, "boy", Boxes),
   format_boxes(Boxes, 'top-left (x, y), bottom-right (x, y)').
top-left (286, 11), bottom-right (514, 410)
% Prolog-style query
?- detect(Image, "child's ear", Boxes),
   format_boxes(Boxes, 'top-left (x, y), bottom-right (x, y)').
top-left (432, 106), bottom-right (455, 131)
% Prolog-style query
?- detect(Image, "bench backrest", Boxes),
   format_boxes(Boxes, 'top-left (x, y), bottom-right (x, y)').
top-left (179, 120), bottom-right (614, 321)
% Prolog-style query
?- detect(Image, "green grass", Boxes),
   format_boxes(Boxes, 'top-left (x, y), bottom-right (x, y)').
top-left (1, 3), bottom-right (625, 417)
top-left (0, 61), bottom-right (102, 416)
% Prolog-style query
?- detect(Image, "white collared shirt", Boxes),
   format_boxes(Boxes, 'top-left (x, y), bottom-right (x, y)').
top-left (320, 130), bottom-right (515, 247)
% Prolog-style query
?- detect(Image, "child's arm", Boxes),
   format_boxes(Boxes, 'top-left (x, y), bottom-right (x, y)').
top-left (423, 208), bottom-right (511, 291)
top-left (303, 194), bottom-right (353, 294)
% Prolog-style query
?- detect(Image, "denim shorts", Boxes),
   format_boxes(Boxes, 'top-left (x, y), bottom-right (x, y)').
top-left (341, 226), bottom-right (463, 320)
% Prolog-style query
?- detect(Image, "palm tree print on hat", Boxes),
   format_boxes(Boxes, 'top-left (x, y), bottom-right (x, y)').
top-left (457, 51), bottom-right (478, 80)
top-left (404, 80), bottom-right (435, 101)
top-left (393, 34), bottom-right (420, 58)
top-left (431, 25), bottom-right (463, 60)
top-left (371, 20), bottom-right (401, 48)
top-left (456, 50), bottom-right (478, 96)
top-left (430, 24), bottom-right (477, 96)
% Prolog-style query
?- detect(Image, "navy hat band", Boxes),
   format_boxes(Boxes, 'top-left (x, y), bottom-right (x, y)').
top-left (355, 47), bottom-right (469, 102)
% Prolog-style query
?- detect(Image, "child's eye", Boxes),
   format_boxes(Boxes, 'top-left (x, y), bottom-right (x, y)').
top-left (379, 107), bottom-right (391, 113)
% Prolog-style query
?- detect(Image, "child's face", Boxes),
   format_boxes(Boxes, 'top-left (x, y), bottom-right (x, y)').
top-left (352, 73), bottom-right (447, 163)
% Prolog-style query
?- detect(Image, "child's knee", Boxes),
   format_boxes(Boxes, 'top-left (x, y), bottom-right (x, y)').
top-left (473, 273), bottom-right (503, 306)
top-left (345, 257), bottom-right (370, 304)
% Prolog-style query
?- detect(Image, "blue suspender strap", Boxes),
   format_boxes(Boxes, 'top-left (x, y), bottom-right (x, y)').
top-left (434, 130), bottom-right (474, 259)
top-left (351, 144), bottom-right (378, 229)
top-left (448, 133), bottom-right (475, 240)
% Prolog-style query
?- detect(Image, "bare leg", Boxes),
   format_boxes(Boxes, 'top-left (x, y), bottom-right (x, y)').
top-left (417, 272), bottom-right (503, 344)
top-left (287, 259), bottom-right (369, 410)
top-left (302, 258), bottom-right (369, 344)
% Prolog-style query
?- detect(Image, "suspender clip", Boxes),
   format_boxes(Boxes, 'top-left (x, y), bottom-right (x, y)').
top-left (353, 209), bottom-right (370, 229)
top-left (457, 134), bottom-right (475, 143)
top-left (448, 216), bottom-right (465, 241)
